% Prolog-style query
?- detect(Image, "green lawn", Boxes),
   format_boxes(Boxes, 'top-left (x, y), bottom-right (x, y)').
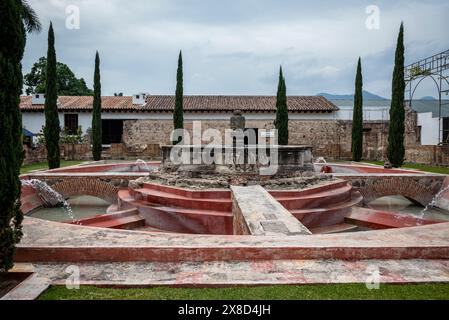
top-left (39, 284), bottom-right (449, 300)
top-left (21, 160), bottom-right (85, 175)
top-left (361, 161), bottom-right (449, 175)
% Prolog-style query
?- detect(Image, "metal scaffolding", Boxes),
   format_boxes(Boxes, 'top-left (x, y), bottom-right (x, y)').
top-left (405, 49), bottom-right (449, 145)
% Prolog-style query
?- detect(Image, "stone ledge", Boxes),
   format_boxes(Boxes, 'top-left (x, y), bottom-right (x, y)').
top-left (231, 185), bottom-right (312, 236)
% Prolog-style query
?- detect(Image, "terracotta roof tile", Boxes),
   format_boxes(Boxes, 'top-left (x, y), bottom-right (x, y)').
top-left (20, 96), bottom-right (135, 111)
top-left (20, 95), bottom-right (338, 113)
top-left (144, 95), bottom-right (338, 112)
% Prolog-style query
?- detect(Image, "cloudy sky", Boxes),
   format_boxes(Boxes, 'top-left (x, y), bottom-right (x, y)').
top-left (24, 0), bottom-right (449, 98)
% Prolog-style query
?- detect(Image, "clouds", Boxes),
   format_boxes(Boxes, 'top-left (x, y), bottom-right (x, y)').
top-left (23, 0), bottom-right (449, 98)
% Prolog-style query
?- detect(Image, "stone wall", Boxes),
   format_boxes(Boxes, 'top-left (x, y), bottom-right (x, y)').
top-left (338, 173), bottom-right (446, 206)
top-left (405, 145), bottom-right (449, 165)
top-left (122, 115), bottom-right (419, 162)
top-left (23, 142), bottom-right (163, 164)
top-left (109, 143), bottom-right (161, 160)
top-left (23, 143), bottom-right (92, 165)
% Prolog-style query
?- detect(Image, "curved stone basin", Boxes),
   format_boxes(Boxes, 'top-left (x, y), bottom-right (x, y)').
top-left (20, 161), bottom-right (448, 237)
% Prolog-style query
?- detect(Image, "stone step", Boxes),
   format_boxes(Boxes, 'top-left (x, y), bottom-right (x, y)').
top-left (132, 188), bottom-right (232, 212)
top-left (290, 191), bottom-right (363, 215)
top-left (133, 181), bottom-right (353, 212)
top-left (310, 223), bottom-right (359, 234)
top-left (290, 191), bottom-right (363, 228)
top-left (133, 183), bottom-right (352, 213)
top-left (268, 180), bottom-right (349, 197)
top-left (80, 214), bottom-right (146, 230)
top-left (74, 208), bottom-right (139, 225)
top-left (38, 259), bottom-right (449, 288)
top-left (273, 184), bottom-right (353, 210)
top-left (142, 182), bottom-right (231, 199)
top-left (345, 208), bottom-right (441, 230)
top-left (72, 207), bottom-right (146, 230)
top-left (133, 225), bottom-right (176, 233)
top-left (118, 190), bottom-right (232, 234)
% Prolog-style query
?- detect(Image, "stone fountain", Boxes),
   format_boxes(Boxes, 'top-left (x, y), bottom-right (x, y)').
top-left (157, 110), bottom-right (316, 186)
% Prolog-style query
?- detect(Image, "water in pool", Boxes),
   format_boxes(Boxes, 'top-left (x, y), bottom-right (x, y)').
top-left (30, 195), bottom-right (109, 222)
top-left (368, 195), bottom-right (449, 222)
top-left (30, 195), bottom-right (449, 224)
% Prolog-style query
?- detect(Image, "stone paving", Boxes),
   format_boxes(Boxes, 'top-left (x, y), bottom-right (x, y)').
top-left (4, 259), bottom-right (449, 298)
top-left (5, 213), bottom-right (449, 300)
top-left (16, 217), bottom-right (449, 262)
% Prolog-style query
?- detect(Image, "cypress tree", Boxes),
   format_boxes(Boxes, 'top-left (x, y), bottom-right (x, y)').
top-left (387, 23), bottom-right (406, 168)
top-left (275, 66), bottom-right (289, 145)
top-left (92, 51), bottom-right (102, 161)
top-left (173, 51), bottom-right (184, 145)
top-left (0, 0), bottom-right (40, 271)
top-left (44, 22), bottom-right (60, 169)
top-left (352, 57), bottom-right (364, 162)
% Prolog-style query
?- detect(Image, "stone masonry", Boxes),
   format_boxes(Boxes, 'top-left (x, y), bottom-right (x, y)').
top-left (337, 173), bottom-right (447, 206)
top-left (231, 185), bottom-right (312, 236)
top-left (122, 112), bottom-right (420, 162)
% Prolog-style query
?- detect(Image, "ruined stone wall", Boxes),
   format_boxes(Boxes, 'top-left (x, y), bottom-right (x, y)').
top-left (23, 143), bottom-right (92, 165)
top-left (405, 145), bottom-right (449, 165)
top-left (122, 119), bottom-right (389, 160)
top-left (121, 110), bottom-right (425, 163)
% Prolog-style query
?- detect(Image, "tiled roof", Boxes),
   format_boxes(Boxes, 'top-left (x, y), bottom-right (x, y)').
top-left (20, 96), bottom-right (135, 111)
top-left (20, 95), bottom-right (339, 113)
top-left (144, 95), bottom-right (338, 112)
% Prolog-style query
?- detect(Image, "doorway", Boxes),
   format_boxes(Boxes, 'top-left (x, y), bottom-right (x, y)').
top-left (102, 120), bottom-right (124, 144)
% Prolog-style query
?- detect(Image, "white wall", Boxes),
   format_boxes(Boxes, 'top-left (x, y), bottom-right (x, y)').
top-left (22, 108), bottom-right (392, 136)
top-left (417, 112), bottom-right (442, 145)
top-left (334, 106), bottom-right (390, 121)
top-left (22, 112), bottom-right (93, 135)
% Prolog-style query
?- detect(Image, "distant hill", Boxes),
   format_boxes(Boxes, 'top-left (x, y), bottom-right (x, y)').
top-left (317, 91), bottom-right (387, 100)
top-left (420, 96), bottom-right (436, 100)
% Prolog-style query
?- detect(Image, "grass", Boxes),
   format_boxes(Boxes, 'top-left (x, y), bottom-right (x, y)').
top-left (39, 284), bottom-right (449, 300)
top-left (361, 160), bottom-right (449, 175)
top-left (20, 160), bottom-right (85, 175)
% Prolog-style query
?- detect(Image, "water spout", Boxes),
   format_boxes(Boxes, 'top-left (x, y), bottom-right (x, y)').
top-left (135, 159), bottom-right (151, 172)
top-left (21, 179), bottom-right (76, 223)
top-left (420, 185), bottom-right (449, 218)
top-left (315, 157), bottom-right (327, 165)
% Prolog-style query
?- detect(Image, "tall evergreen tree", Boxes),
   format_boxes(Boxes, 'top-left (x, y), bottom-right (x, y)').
top-left (44, 22), bottom-right (60, 169)
top-left (352, 57), bottom-right (364, 162)
top-left (0, 0), bottom-right (40, 272)
top-left (387, 23), bottom-right (406, 168)
top-left (92, 51), bottom-right (102, 161)
top-left (173, 51), bottom-right (184, 144)
top-left (275, 66), bottom-right (289, 145)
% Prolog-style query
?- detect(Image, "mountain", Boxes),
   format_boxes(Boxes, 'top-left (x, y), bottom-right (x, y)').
top-left (420, 96), bottom-right (436, 100)
top-left (317, 91), bottom-right (387, 100)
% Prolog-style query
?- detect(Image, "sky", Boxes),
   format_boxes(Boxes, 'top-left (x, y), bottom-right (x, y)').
top-left (23, 0), bottom-right (449, 98)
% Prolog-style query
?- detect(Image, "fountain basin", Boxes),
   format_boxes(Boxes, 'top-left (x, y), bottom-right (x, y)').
top-left (20, 161), bottom-right (449, 236)
top-left (161, 145), bottom-right (314, 176)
